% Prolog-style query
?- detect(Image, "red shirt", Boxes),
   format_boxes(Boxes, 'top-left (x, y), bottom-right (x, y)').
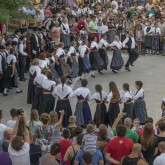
top-left (59, 139), bottom-right (72, 164)
top-left (106, 137), bottom-right (134, 165)
top-left (77, 21), bottom-right (86, 31)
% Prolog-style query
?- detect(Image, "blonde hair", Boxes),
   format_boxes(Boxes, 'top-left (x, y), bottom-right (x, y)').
top-left (32, 58), bottom-right (39, 65)
top-left (30, 109), bottom-right (40, 127)
top-left (49, 111), bottom-right (59, 125)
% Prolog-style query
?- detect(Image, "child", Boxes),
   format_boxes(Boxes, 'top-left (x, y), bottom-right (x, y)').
top-left (68, 115), bottom-right (77, 139)
top-left (83, 124), bottom-right (97, 154)
top-left (6, 108), bottom-right (17, 129)
top-left (80, 27), bottom-right (87, 40)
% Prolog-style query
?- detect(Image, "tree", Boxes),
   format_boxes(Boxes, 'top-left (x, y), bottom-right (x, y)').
top-left (0, 0), bottom-right (33, 23)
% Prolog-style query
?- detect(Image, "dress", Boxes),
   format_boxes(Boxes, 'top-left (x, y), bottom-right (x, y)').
top-left (53, 84), bottom-right (73, 127)
top-left (110, 41), bottom-right (124, 70)
top-left (70, 87), bottom-right (92, 127)
top-left (107, 92), bottom-right (120, 127)
top-left (91, 91), bottom-right (108, 126)
top-left (38, 79), bottom-right (56, 114)
top-left (61, 23), bottom-right (71, 48)
top-left (144, 26), bottom-right (153, 48)
top-left (133, 88), bottom-right (147, 124)
top-left (27, 65), bottom-right (41, 104)
top-left (151, 27), bottom-right (161, 51)
top-left (67, 46), bottom-right (79, 78)
top-left (89, 41), bottom-right (104, 71)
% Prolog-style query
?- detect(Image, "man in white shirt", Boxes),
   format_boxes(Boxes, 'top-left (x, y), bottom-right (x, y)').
top-left (123, 31), bottom-right (139, 71)
top-left (111, 0), bottom-right (118, 10)
top-left (153, 142), bottom-right (165, 165)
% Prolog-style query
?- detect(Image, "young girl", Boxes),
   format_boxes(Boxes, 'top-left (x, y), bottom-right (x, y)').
top-left (28, 109), bottom-right (42, 135)
top-left (91, 84), bottom-right (108, 127)
top-left (133, 81), bottom-right (147, 124)
top-left (107, 81), bottom-right (120, 127)
top-left (135, 24), bottom-right (143, 53)
top-left (120, 83), bottom-right (133, 119)
top-left (39, 52), bottom-right (48, 69)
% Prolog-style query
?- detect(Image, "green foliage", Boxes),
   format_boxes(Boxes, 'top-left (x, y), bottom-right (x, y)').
top-left (0, 0), bottom-right (34, 23)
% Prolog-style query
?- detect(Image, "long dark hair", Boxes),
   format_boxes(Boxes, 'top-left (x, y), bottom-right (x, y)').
top-left (123, 83), bottom-right (130, 92)
top-left (109, 81), bottom-right (120, 102)
top-left (95, 84), bottom-right (102, 100)
top-left (135, 81), bottom-right (143, 95)
top-left (61, 76), bottom-right (66, 91)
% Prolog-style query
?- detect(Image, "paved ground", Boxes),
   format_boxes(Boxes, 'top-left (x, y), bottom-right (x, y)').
top-left (0, 51), bottom-right (165, 124)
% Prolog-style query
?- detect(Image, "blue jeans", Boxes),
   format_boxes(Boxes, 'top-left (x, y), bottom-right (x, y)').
top-left (60, 163), bottom-right (66, 165)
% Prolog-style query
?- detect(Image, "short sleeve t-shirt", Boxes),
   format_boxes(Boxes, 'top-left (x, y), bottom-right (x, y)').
top-left (106, 137), bottom-right (134, 165)
top-left (0, 124), bottom-right (7, 141)
top-left (8, 142), bottom-right (30, 165)
top-left (75, 149), bottom-right (103, 165)
top-left (6, 120), bottom-right (16, 129)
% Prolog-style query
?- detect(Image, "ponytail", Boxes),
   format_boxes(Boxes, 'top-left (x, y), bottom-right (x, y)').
top-left (95, 84), bottom-right (102, 101)
top-left (61, 76), bottom-right (66, 91)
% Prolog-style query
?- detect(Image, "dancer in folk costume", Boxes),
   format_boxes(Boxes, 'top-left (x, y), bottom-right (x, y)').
top-left (27, 58), bottom-right (41, 104)
top-left (38, 72), bottom-right (56, 114)
top-left (107, 81), bottom-right (120, 127)
top-left (133, 81), bottom-right (147, 124)
top-left (55, 42), bottom-right (72, 84)
top-left (89, 36), bottom-right (104, 77)
top-left (120, 83), bottom-right (133, 120)
top-left (67, 41), bottom-right (79, 78)
top-left (91, 84), bottom-right (108, 127)
top-left (69, 79), bottom-right (92, 128)
top-left (109, 35), bottom-right (124, 73)
top-left (98, 34), bottom-right (109, 70)
top-left (53, 76), bottom-right (73, 127)
top-left (32, 68), bottom-right (48, 112)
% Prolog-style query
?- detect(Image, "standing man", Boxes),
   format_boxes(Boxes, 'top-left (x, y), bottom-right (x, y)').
top-left (123, 31), bottom-right (139, 71)
top-left (88, 15), bottom-right (99, 42)
top-left (30, 27), bottom-right (41, 59)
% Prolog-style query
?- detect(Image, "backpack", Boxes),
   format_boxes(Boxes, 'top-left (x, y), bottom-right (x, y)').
top-left (70, 145), bottom-right (78, 165)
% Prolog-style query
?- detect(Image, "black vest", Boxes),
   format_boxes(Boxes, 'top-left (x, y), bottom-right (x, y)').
top-left (126, 36), bottom-right (132, 49)
top-left (122, 156), bottom-right (140, 165)
top-left (0, 52), bottom-right (6, 73)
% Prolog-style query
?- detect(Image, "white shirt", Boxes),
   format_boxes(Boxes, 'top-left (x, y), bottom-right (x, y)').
top-left (42, 79), bottom-right (56, 91)
top-left (107, 92), bottom-right (113, 102)
top-left (90, 91), bottom-right (107, 101)
top-left (8, 142), bottom-right (30, 165)
top-left (56, 48), bottom-right (65, 58)
top-left (39, 60), bottom-right (48, 69)
top-left (29, 65), bottom-right (41, 76)
top-left (33, 74), bottom-right (47, 86)
top-left (111, 0), bottom-right (118, 9)
top-left (7, 54), bottom-right (17, 64)
top-left (91, 41), bottom-right (99, 49)
top-left (70, 87), bottom-right (91, 99)
top-left (6, 120), bottom-right (16, 129)
top-left (110, 41), bottom-right (122, 49)
top-left (67, 46), bottom-right (78, 57)
top-left (99, 38), bottom-right (110, 48)
top-left (123, 36), bottom-right (136, 49)
top-left (80, 45), bottom-right (88, 58)
top-left (99, 25), bottom-right (108, 34)
top-left (153, 27), bottom-right (161, 35)
top-left (153, 153), bottom-right (165, 165)
top-left (133, 88), bottom-right (144, 100)
top-left (61, 23), bottom-right (70, 34)
top-left (143, 26), bottom-right (153, 35)
top-left (120, 91), bottom-right (133, 103)
top-left (0, 123), bottom-right (7, 141)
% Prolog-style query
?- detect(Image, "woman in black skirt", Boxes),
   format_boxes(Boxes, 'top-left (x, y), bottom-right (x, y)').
top-left (107, 81), bottom-right (120, 127)
top-left (27, 58), bottom-right (41, 104)
top-left (120, 83), bottom-right (133, 119)
top-left (89, 36), bottom-right (104, 77)
top-left (38, 71), bottom-right (56, 115)
top-left (133, 81), bottom-right (147, 124)
top-left (91, 84), bottom-right (108, 127)
top-left (32, 68), bottom-right (48, 111)
top-left (53, 76), bottom-right (73, 127)
top-left (3, 48), bottom-right (22, 96)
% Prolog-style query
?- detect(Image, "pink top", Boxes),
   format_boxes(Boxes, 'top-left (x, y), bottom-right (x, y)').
top-left (51, 27), bottom-right (61, 39)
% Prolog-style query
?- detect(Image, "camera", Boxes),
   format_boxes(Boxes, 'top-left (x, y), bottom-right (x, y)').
top-left (17, 109), bottom-right (24, 116)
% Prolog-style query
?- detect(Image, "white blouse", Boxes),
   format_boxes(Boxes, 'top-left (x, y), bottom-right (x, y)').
top-left (91, 41), bottom-right (99, 49)
top-left (33, 74), bottom-right (47, 86)
top-left (29, 65), bottom-right (41, 76)
top-left (99, 38), bottom-right (110, 48)
top-left (61, 23), bottom-right (70, 34)
top-left (6, 54), bottom-right (16, 64)
top-left (42, 79), bottom-right (56, 91)
top-left (70, 87), bottom-right (91, 99)
top-left (133, 88), bottom-right (144, 100)
top-left (110, 41), bottom-right (122, 49)
top-left (39, 60), bottom-right (48, 69)
top-left (90, 91), bottom-right (107, 101)
top-left (56, 48), bottom-right (66, 57)
top-left (107, 92), bottom-right (113, 102)
top-left (67, 46), bottom-right (78, 57)
top-left (120, 91), bottom-right (133, 103)
top-left (80, 45), bottom-right (88, 58)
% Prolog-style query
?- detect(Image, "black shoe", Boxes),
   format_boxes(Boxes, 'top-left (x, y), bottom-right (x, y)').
top-left (3, 93), bottom-right (8, 96)
top-left (125, 67), bottom-right (131, 72)
top-left (16, 89), bottom-right (22, 94)
top-left (98, 71), bottom-right (103, 74)
top-left (91, 74), bottom-right (95, 78)
top-left (112, 70), bottom-right (118, 73)
top-left (129, 63), bottom-right (134, 67)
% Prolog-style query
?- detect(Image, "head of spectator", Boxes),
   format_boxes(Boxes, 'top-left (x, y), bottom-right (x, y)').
top-left (49, 111), bottom-right (58, 125)
top-left (116, 124), bottom-right (127, 137)
top-left (73, 126), bottom-right (83, 137)
top-left (39, 52), bottom-right (46, 60)
top-left (98, 126), bottom-right (108, 141)
top-left (158, 118), bottom-right (165, 132)
top-left (15, 29), bottom-right (21, 36)
top-left (132, 118), bottom-right (140, 130)
top-left (40, 113), bottom-right (50, 125)
top-left (86, 124), bottom-right (95, 134)
top-left (88, 120), bottom-right (95, 127)
top-left (131, 143), bottom-right (142, 156)
top-left (4, 128), bottom-right (13, 141)
top-left (62, 129), bottom-right (70, 140)
top-left (10, 108), bottom-right (17, 120)
top-left (145, 117), bottom-right (153, 124)
top-left (68, 115), bottom-right (76, 127)
top-left (31, 58), bottom-right (39, 66)
top-left (30, 109), bottom-right (40, 124)
top-left (109, 81), bottom-right (120, 102)
top-left (50, 143), bottom-right (61, 158)
top-left (11, 136), bottom-right (24, 151)
top-left (83, 151), bottom-right (93, 165)
top-left (124, 118), bottom-right (132, 130)
top-left (158, 141), bottom-right (165, 154)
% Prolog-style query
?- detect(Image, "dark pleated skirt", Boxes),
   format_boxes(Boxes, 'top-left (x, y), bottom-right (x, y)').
top-left (133, 100), bottom-right (147, 124)
top-left (151, 35), bottom-right (160, 51)
top-left (107, 30), bottom-right (116, 44)
top-left (27, 79), bottom-right (35, 104)
top-left (122, 103), bottom-right (134, 119)
top-left (74, 101), bottom-right (92, 127)
top-left (110, 50), bottom-right (124, 70)
top-left (98, 48), bottom-right (109, 70)
top-left (93, 103), bottom-right (107, 126)
top-left (61, 34), bottom-right (70, 48)
top-left (89, 51), bottom-right (104, 71)
top-left (38, 94), bottom-right (55, 114)
top-left (67, 57), bottom-right (79, 78)
top-left (107, 102), bottom-right (120, 127)
top-left (145, 35), bottom-right (152, 48)
top-left (55, 99), bottom-right (72, 127)
top-left (32, 87), bottom-right (43, 113)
